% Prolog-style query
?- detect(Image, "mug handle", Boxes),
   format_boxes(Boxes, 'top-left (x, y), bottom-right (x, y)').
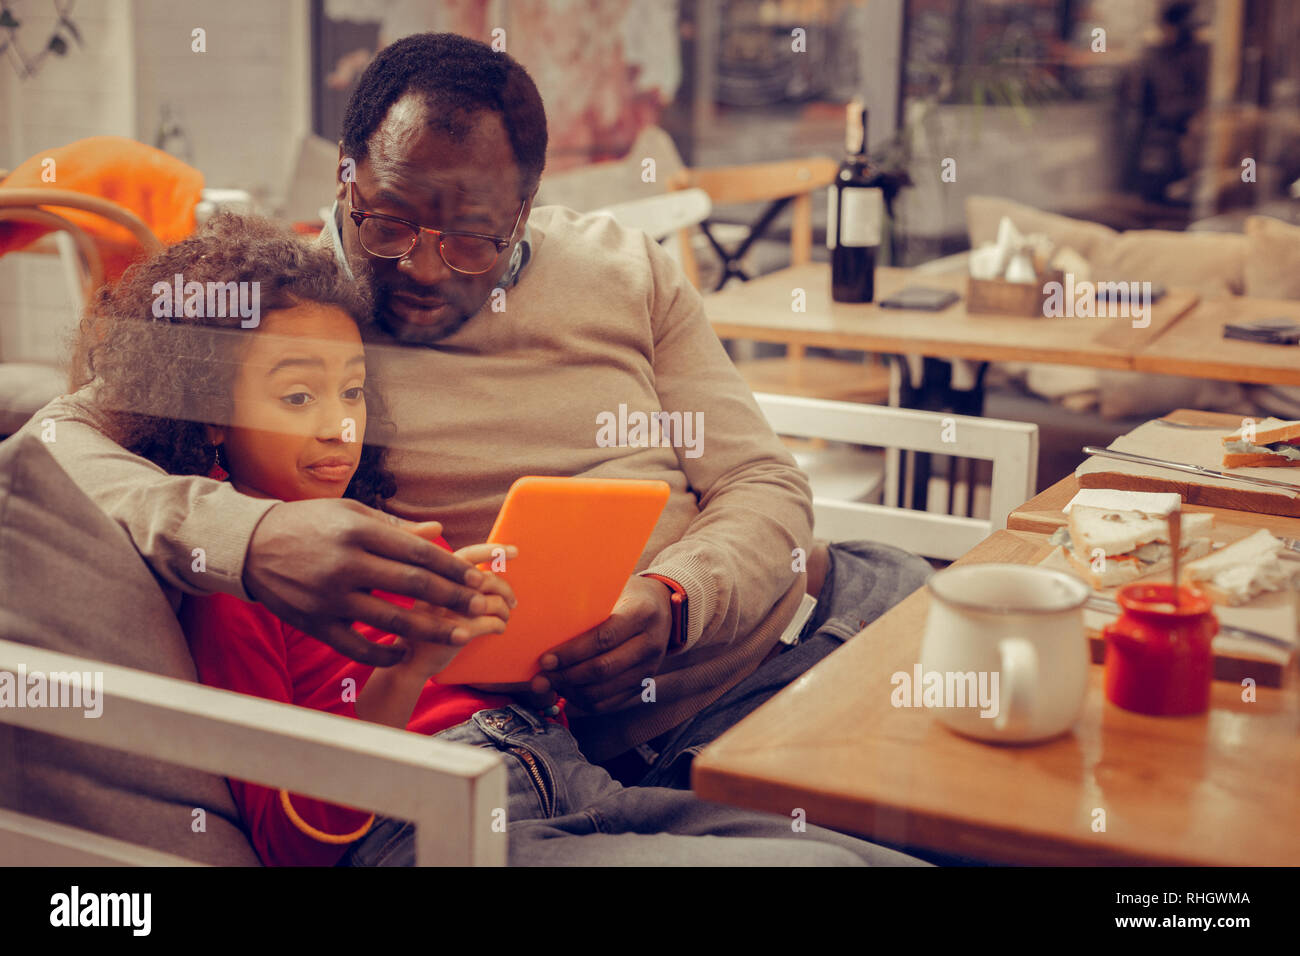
top-left (994, 637), bottom-right (1038, 734)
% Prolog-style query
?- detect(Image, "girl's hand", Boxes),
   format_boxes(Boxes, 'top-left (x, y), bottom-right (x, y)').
top-left (449, 543), bottom-right (518, 618)
top-left (389, 632), bottom-right (463, 682)
top-left (391, 542), bottom-right (518, 681)
top-left (400, 529), bottom-right (518, 640)
top-left (446, 543), bottom-right (555, 709)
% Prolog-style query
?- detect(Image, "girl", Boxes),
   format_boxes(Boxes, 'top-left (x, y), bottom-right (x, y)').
top-left (73, 213), bottom-right (530, 865)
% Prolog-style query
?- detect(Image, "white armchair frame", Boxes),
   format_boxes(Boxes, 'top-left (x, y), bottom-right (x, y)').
top-left (0, 638), bottom-right (508, 867)
top-left (755, 393), bottom-right (1038, 560)
top-left (593, 188), bottom-right (713, 242)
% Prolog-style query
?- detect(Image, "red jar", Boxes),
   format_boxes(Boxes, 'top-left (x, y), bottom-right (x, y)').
top-left (1103, 583), bottom-right (1218, 716)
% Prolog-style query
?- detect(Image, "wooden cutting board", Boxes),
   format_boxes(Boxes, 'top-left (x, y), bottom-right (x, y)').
top-left (1076, 410), bottom-right (1300, 517)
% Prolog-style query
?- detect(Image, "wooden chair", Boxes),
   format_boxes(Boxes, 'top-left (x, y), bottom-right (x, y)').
top-left (0, 187), bottom-right (163, 301)
top-left (0, 189), bottom-right (166, 434)
top-left (0, 637), bottom-right (508, 866)
top-left (669, 158), bottom-right (893, 405)
top-left (754, 393), bottom-right (1038, 560)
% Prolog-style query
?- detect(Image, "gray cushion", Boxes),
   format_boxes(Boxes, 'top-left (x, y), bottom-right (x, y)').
top-left (0, 432), bottom-right (260, 865)
top-left (0, 364), bottom-right (67, 438)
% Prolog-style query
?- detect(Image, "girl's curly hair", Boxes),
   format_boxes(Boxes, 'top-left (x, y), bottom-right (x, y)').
top-left (71, 213), bottom-right (397, 509)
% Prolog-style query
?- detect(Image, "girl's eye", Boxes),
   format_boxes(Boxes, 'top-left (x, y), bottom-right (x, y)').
top-left (282, 392), bottom-right (313, 407)
top-left (343, 386), bottom-right (365, 401)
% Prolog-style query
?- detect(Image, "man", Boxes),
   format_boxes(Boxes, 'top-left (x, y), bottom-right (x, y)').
top-left (22, 32), bottom-right (930, 788)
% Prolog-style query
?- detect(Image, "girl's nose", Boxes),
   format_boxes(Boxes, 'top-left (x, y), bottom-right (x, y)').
top-left (314, 399), bottom-right (350, 442)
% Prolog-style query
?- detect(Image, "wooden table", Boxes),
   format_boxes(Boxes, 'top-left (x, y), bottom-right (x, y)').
top-left (711, 264), bottom-right (1300, 388)
top-left (692, 527), bottom-right (1300, 866)
top-left (707, 264), bottom-right (1200, 371)
top-left (1135, 296), bottom-right (1300, 386)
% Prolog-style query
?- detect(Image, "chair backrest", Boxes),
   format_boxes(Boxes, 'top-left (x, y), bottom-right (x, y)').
top-left (535, 125), bottom-right (687, 213)
top-left (536, 127), bottom-right (698, 268)
top-left (0, 188), bottom-right (164, 315)
top-left (670, 156), bottom-right (837, 288)
top-left (591, 188), bottom-right (712, 241)
top-left (0, 206), bottom-right (105, 292)
top-left (281, 133), bottom-right (342, 223)
top-left (755, 393), bottom-right (1038, 561)
top-left (0, 188), bottom-right (162, 257)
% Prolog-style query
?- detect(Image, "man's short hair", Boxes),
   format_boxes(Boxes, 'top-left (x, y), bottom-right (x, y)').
top-left (341, 32), bottom-right (548, 198)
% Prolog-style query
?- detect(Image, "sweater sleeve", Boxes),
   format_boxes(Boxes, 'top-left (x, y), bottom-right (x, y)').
top-left (635, 234), bottom-right (815, 652)
top-left (16, 386), bottom-right (277, 601)
top-left (180, 594), bottom-right (375, 866)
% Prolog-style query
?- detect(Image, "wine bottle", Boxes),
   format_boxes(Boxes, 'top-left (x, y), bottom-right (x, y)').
top-left (828, 100), bottom-right (885, 303)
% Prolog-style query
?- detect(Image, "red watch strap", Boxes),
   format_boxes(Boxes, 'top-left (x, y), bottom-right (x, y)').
top-left (643, 573), bottom-right (688, 651)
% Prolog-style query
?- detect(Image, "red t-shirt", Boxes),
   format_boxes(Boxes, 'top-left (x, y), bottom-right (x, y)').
top-left (179, 537), bottom-right (539, 866)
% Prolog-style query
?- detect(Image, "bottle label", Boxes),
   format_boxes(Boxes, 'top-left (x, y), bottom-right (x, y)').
top-left (836, 186), bottom-right (883, 248)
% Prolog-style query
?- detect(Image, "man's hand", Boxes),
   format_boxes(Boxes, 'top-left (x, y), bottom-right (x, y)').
top-left (536, 575), bottom-right (673, 714)
top-left (243, 499), bottom-right (514, 667)
top-left (466, 675), bottom-right (558, 713)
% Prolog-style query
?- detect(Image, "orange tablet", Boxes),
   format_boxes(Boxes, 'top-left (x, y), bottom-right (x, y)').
top-left (434, 476), bottom-right (671, 685)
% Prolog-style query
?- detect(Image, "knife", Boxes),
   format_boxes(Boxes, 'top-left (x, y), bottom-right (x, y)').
top-left (1085, 594), bottom-right (1294, 651)
top-left (1081, 445), bottom-right (1300, 493)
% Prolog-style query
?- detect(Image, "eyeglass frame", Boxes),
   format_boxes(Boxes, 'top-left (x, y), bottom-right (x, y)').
top-left (346, 180), bottom-right (527, 276)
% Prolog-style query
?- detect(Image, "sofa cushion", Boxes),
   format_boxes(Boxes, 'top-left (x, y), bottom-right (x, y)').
top-left (1243, 215), bottom-right (1300, 300)
top-left (1092, 229), bottom-right (1246, 298)
top-left (0, 432), bottom-right (259, 865)
top-left (966, 195), bottom-right (1119, 264)
top-left (1095, 369), bottom-right (1252, 420)
top-left (0, 363), bottom-right (67, 438)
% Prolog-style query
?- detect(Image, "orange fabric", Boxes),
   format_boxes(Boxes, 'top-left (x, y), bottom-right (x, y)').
top-left (0, 136), bottom-right (204, 280)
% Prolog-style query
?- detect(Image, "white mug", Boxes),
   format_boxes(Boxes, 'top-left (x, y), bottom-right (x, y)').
top-left (917, 563), bottom-right (1090, 743)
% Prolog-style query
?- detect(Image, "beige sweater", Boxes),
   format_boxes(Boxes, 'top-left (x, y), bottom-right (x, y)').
top-left (24, 205), bottom-right (814, 760)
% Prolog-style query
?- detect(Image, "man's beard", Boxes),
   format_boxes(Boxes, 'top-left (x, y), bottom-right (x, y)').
top-left (350, 256), bottom-right (472, 346)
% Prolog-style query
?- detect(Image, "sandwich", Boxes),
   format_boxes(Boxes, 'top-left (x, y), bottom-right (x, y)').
top-left (1179, 528), bottom-right (1300, 605)
top-left (1048, 489), bottom-right (1213, 589)
top-left (1222, 418), bottom-right (1300, 468)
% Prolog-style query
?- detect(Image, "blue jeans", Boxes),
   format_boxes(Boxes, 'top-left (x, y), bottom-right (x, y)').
top-left (632, 540), bottom-right (933, 790)
top-left (336, 703), bottom-right (927, 867)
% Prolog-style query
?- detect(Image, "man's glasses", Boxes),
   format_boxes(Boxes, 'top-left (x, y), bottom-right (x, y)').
top-left (347, 181), bottom-right (526, 276)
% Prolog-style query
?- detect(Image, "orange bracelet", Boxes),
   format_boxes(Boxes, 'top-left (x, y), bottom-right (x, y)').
top-left (279, 790), bottom-right (375, 845)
